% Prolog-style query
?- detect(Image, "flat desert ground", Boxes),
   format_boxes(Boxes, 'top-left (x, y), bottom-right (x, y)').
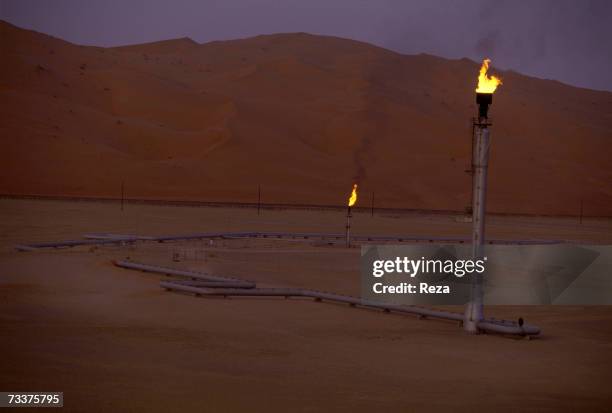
top-left (1, 198), bottom-right (612, 412)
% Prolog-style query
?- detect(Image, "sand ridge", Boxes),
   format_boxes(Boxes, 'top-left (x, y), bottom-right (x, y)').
top-left (1, 20), bottom-right (611, 216)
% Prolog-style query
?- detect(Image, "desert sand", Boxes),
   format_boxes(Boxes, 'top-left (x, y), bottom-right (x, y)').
top-left (1, 198), bottom-right (612, 412)
top-left (1, 20), bottom-right (611, 216)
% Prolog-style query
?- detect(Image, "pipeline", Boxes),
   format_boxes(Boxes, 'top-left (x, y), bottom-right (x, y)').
top-left (161, 279), bottom-right (255, 288)
top-left (15, 231), bottom-right (566, 251)
top-left (160, 281), bottom-right (463, 320)
top-left (477, 320), bottom-right (539, 336)
top-left (83, 233), bottom-right (156, 240)
top-left (159, 282), bottom-right (540, 337)
top-left (113, 260), bottom-right (256, 287)
top-left (113, 260), bottom-right (539, 337)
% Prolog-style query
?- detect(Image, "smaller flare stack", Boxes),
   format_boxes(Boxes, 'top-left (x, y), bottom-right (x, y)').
top-left (346, 184), bottom-right (358, 247)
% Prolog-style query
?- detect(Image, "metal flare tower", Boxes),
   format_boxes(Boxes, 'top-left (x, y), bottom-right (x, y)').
top-left (464, 92), bottom-right (493, 333)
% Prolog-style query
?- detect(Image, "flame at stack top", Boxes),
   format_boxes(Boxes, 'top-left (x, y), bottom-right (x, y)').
top-left (476, 58), bottom-right (502, 94)
top-left (348, 184), bottom-right (358, 207)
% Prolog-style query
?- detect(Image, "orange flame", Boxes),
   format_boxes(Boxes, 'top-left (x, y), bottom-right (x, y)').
top-left (348, 184), bottom-right (358, 207)
top-left (476, 58), bottom-right (502, 94)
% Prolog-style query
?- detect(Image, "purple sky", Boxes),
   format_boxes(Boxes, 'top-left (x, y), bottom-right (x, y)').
top-left (2, 0), bottom-right (611, 91)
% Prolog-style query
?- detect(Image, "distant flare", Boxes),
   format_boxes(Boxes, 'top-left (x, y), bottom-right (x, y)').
top-left (348, 184), bottom-right (358, 207)
top-left (346, 183), bottom-right (357, 248)
top-left (476, 58), bottom-right (502, 94)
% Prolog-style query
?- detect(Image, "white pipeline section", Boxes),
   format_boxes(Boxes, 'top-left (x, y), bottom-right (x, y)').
top-left (115, 260), bottom-right (541, 337)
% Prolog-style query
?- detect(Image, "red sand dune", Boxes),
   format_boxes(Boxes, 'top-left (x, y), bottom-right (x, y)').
top-left (1, 20), bottom-right (610, 215)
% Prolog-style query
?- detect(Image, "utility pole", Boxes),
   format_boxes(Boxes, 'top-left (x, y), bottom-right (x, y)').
top-left (257, 184), bottom-right (261, 215)
top-left (371, 191), bottom-right (375, 217)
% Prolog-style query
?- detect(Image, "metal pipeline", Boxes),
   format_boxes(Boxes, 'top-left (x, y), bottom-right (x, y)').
top-left (159, 282), bottom-right (464, 320)
top-left (15, 231), bottom-right (566, 251)
top-left (113, 259), bottom-right (539, 337)
top-left (113, 260), bottom-right (256, 287)
top-left (158, 282), bottom-right (540, 337)
top-left (477, 320), bottom-right (540, 336)
top-left (83, 233), bottom-right (155, 240)
top-left (162, 279), bottom-right (256, 289)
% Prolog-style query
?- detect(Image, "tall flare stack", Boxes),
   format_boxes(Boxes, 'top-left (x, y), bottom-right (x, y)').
top-left (464, 59), bottom-right (502, 334)
top-left (346, 184), bottom-right (358, 247)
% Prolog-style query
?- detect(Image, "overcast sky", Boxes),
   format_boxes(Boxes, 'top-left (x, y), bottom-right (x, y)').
top-left (2, 0), bottom-right (611, 91)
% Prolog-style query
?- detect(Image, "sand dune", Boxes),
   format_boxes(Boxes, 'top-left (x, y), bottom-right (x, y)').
top-left (1, 20), bottom-right (611, 215)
